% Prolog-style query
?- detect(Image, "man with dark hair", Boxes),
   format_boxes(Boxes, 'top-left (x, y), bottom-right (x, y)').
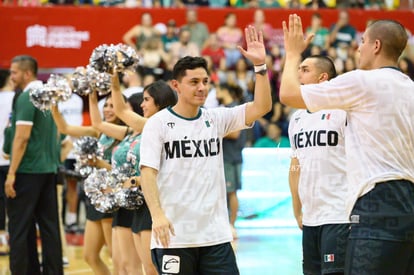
top-left (140, 26), bottom-right (271, 274)
top-left (288, 55), bottom-right (349, 275)
top-left (281, 15), bottom-right (414, 274)
top-left (6, 55), bottom-right (63, 274)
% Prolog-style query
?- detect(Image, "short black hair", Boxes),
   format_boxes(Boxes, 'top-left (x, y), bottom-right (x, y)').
top-left (11, 55), bottom-right (38, 76)
top-left (172, 56), bottom-right (209, 81)
top-left (367, 19), bottom-right (408, 60)
top-left (307, 55), bottom-right (337, 80)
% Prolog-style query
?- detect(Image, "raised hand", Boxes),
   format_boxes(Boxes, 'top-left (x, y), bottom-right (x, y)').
top-left (238, 25), bottom-right (266, 66)
top-left (282, 14), bottom-right (314, 57)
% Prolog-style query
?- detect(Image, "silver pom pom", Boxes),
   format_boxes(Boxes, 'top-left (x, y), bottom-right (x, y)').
top-left (89, 44), bottom-right (140, 74)
top-left (29, 74), bottom-right (72, 111)
top-left (73, 136), bottom-right (103, 177)
top-left (115, 187), bottom-right (144, 210)
top-left (86, 65), bottom-right (111, 96)
top-left (113, 43), bottom-right (140, 72)
top-left (71, 67), bottom-right (91, 96)
top-left (84, 168), bottom-right (119, 213)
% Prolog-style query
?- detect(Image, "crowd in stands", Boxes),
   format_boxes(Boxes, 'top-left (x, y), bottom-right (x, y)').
top-left (0, 0), bottom-right (402, 10)
top-left (114, 8), bottom-right (414, 148)
top-left (2, 5), bottom-right (414, 147)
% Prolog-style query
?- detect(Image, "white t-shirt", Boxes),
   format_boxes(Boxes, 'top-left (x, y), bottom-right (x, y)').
top-left (289, 109), bottom-right (348, 226)
top-left (301, 68), bottom-right (414, 216)
top-left (140, 104), bottom-right (250, 249)
top-left (58, 94), bottom-right (83, 160)
top-left (0, 91), bottom-right (14, 166)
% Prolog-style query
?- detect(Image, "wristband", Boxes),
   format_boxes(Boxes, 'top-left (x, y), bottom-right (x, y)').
top-left (254, 64), bottom-right (267, 75)
top-left (7, 174), bottom-right (15, 180)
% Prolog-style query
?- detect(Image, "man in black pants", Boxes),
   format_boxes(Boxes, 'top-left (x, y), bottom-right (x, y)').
top-left (5, 55), bottom-right (63, 274)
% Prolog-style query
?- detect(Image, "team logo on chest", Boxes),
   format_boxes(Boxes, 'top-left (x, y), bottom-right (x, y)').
top-left (164, 136), bottom-right (220, 159)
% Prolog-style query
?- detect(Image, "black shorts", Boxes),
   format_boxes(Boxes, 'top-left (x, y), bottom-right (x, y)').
top-left (345, 179), bottom-right (414, 275)
top-left (131, 202), bottom-right (152, 233)
top-left (302, 223), bottom-right (349, 275)
top-left (151, 242), bottom-right (239, 275)
top-left (112, 207), bottom-right (134, 228)
top-left (85, 198), bottom-right (113, 221)
top-left (63, 159), bottom-right (82, 180)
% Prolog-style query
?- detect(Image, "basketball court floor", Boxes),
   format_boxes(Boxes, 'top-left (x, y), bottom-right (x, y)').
top-left (0, 227), bottom-right (303, 274)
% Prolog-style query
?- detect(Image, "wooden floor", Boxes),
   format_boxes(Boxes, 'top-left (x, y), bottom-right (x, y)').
top-left (0, 227), bottom-right (303, 275)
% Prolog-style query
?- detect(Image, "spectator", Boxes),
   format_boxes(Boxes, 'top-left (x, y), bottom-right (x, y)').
top-left (304, 13), bottom-right (330, 56)
top-left (122, 12), bottom-right (160, 53)
top-left (220, 58), bottom-right (255, 102)
top-left (251, 9), bottom-right (275, 51)
top-left (216, 83), bottom-right (247, 240)
top-left (305, 0), bottom-right (327, 9)
top-left (140, 36), bottom-right (171, 75)
top-left (161, 19), bottom-right (179, 53)
top-left (181, 9), bottom-right (209, 50)
top-left (201, 33), bottom-right (226, 71)
top-left (217, 12), bottom-right (243, 70)
top-left (121, 68), bottom-right (144, 98)
top-left (253, 122), bottom-right (290, 148)
top-left (328, 9), bottom-right (357, 61)
top-left (257, 0), bottom-right (281, 8)
top-left (168, 28), bottom-right (200, 70)
top-left (180, 0), bottom-right (209, 5)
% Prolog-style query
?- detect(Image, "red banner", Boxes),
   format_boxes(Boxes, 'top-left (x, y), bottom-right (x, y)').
top-left (1, 6), bottom-right (413, 69)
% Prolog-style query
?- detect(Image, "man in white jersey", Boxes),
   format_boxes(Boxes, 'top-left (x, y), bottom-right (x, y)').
top-left (281, 14), bottom-right (414, 274)
top-left (140, 26), bottom-right (272, 274)
top-left (289, 55), bottom-right (349, 275)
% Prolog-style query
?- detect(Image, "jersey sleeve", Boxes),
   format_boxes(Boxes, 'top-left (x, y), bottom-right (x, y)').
top-left (15, 92), bottom-right (36, 125)
top-left (139, 116), bottom-right (163, 171)
top-left (216, 103), bottom-right (252, 136)
top-left (301, 70), bottom-right (364, 113)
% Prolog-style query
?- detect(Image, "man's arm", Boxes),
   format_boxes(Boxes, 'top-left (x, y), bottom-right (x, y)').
top-left (279, 14), bottom-right (312, 109)
top-left (5, 124), bottom-right (32, 198)
top-left (237, 26), bottom-right (272, 126)
top-left (140, 166), bottom-right (175, 248)
top-left (289, 156), bottom-right (302, 229)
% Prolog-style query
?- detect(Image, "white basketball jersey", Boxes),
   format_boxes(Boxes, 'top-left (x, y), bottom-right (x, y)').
top-left (301, 68), bottom-right (414, 216)
top-left (140, 104), bottom-right (250, 249)
top-left (289, 109), bottom-right (349, 226)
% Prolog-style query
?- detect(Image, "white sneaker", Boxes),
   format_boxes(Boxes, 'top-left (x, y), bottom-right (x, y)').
top-left (0, 233), bottom-right (9, 256)
top-left (63, 256), bottom-right (69, 268)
